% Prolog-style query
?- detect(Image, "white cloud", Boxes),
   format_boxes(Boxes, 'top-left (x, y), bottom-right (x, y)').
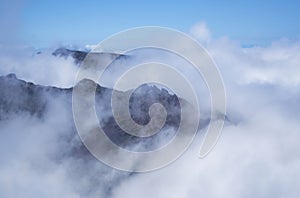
top-left (190, 21), bottom-right (211, 45)
top-left (110, 24), bottom-right (300, 197)
top-left (0, 46), bottom-right (78, 88)
top-left (206, 37), bottom-right (300, 86)
top-left (1, 22), bottom-right (300, 197)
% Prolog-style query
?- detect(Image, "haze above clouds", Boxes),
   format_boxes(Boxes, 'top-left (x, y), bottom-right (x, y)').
top-left (0, 21), bottom-right (299, 197)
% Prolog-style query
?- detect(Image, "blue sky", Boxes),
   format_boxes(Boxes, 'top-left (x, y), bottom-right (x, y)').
top-left (1, 0), bottom-right (300, 46)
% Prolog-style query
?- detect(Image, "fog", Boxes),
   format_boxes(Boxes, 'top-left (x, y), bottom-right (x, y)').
top-left (0, 22), bottom-right (300, 197)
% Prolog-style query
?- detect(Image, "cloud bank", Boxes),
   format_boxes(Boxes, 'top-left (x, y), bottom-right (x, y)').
top-left (0, 23), bottom-right (300, 197)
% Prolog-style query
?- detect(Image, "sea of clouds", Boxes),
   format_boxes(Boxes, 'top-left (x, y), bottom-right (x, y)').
top-left (0, 22), bottom-right (299, 197)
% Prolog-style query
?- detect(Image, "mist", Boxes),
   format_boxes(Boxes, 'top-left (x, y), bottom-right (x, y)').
top-left (0, 22), bottom-right (300, 197)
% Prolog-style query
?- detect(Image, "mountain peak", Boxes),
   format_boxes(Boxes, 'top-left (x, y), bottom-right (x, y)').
top-left (6, 73), bottom-right (17, 79)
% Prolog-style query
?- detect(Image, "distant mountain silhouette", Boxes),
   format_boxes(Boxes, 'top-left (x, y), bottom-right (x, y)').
top-left (0, 73), bottom-right (186, 150)
top-left (52, 47), bottom-right (128, 64)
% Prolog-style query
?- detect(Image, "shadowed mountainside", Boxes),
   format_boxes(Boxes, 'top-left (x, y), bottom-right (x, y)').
top-left (0, 73), bottom-right (186, 195)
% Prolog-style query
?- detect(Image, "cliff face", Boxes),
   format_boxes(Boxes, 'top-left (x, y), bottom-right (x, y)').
top-left (52, 48), bottom-right (88, 64)
top-left (0, 73), bottom-right (183, 148)
top-left (0, 47), bottom-right (214, 196)
top-left (0, 73), bottom-right (71, 119)
top-left (0, 73), bottom-right (181, 125)
top-left (2, 44), bottom-right (220, 154)
top-left (52, 47), bottom-right (128, 64)
top-left (0, 73), bottom-right (185, 195)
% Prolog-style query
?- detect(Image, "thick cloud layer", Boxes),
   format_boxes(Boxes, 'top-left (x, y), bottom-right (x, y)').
top-left (0, 23), bottom-right (300, 197)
